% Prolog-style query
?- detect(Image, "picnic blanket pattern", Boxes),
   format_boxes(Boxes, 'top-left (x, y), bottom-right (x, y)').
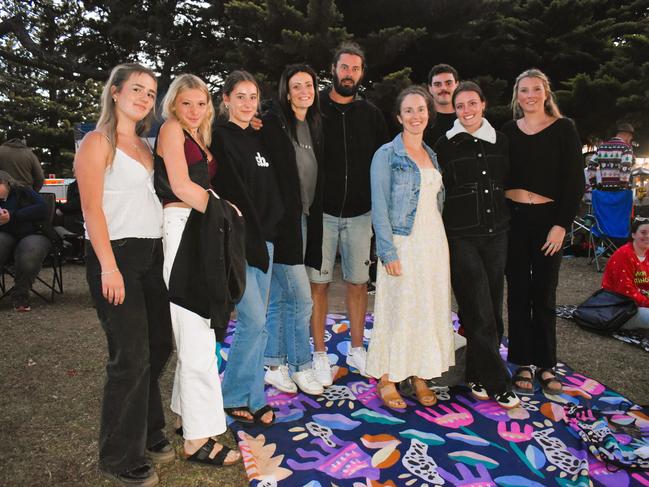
top-left (221, 313), bottom-right (649, 487)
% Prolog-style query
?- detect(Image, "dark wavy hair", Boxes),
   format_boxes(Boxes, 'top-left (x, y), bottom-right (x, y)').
top-left (278, 64), bottom-right (322, 142)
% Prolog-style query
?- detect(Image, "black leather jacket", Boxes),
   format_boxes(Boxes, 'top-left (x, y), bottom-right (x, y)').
top-left (434, 131), bottom-right (510, 238)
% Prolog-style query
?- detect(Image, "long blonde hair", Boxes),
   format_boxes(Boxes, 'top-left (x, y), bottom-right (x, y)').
top-left (162, 74), bottom-right (214, 146)
top-left (97, 63), bottom-right (157, 160)
top-left (510, 68), bottom-right (562, 120)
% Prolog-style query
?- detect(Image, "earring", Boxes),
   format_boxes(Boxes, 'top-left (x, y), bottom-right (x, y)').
top-left (225, 104), bottom-right (230, 110)
top-left (112, 97), bottom-right (116, 102)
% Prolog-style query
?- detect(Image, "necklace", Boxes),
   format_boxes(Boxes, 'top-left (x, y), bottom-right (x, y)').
top-left (296, 141), bottom-right (312, 150)
top-left (521, 116), bottom-right (551, 135)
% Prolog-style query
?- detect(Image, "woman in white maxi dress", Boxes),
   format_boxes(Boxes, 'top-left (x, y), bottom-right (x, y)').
top-left (367, 86), bottom-right (455, 410)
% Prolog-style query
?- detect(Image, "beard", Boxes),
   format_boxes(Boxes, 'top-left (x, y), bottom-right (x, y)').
top-left (333, 71), bottom-right (362, 97)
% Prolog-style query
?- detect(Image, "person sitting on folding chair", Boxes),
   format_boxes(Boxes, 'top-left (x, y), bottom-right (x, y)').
top-left (0, 170), bottom-right (51, 312)
top-left (602, 217), bottom-right (649, 332)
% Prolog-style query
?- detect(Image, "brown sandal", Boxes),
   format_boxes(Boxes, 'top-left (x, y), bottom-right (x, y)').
top-left (410, 377), bottom-right (437, 407)
top-left (377, 380), bottom-right (407, 410)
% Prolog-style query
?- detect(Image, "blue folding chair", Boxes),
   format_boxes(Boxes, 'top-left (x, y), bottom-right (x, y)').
top-left (589, 189), bottom-right (633, 271)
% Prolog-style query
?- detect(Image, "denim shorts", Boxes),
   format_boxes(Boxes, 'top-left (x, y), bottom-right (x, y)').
top-left (307, 211), bottom-right (372, 284)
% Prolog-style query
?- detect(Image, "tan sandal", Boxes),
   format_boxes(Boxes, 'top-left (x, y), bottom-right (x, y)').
top-left (410, 377), bottom-right (437, 407)
top-left (377, 380), bottom-right (407, 410)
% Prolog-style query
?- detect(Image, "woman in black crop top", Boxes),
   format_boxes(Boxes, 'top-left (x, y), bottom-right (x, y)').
top-left (502, 68), bottom-right (584, 396)
top-left (155, 73), bottom-right (241, 468)
top-left (211, 71), bottom-right (284, 426)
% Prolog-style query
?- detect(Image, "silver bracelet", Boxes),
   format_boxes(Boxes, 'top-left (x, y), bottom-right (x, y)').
top-left (100, 268), bottom-right (119, 276)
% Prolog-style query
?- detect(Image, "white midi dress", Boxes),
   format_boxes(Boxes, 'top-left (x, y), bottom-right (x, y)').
top-left (366, 167), bottom-right (455, 382)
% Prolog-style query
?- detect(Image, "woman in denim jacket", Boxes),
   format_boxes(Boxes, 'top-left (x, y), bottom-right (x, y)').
top-left (366, 86), bottom-right (455, 410)
top-left (434, 81), bottom-right (520, 410)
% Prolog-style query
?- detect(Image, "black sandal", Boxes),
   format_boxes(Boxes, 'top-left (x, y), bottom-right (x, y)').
top-left (538, 368), bottom-right (562, 395)
top-left (184, 438), bottom-right (241, 466)
top-left (224, 407), bottom-right (255, 424)
top-left (253, 405), bottom-right (275, 427)
top-left (511, 366), bottom-right (535, 396)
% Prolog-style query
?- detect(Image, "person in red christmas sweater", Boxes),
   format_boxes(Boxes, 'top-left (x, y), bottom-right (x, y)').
top-left (602, 217), bottom-right (649, 331)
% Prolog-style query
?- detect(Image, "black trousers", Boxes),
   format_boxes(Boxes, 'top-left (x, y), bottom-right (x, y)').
top-left (449, 232), bottom-right (510, 395)
top-left (86, 238), bottom-right (173, 474)
top-left (505, 202), bottom-right (562, 369)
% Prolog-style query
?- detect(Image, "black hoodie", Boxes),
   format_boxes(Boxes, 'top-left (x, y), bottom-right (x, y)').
top-left (319, 88), bottom-right (389, 217)
top-left (211, 120), bottom-right (283, 272)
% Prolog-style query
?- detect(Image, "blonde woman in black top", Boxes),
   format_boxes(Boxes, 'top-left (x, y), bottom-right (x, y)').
top-left (502, 68), bottom-right (584, 396)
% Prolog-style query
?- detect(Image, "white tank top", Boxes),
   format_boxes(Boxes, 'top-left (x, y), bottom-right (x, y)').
top-left (85, 148), bottom-right (163, 240)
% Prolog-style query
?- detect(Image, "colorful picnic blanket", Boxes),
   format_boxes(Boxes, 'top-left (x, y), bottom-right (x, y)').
top-left (222, 314), bottom-right (649, 486)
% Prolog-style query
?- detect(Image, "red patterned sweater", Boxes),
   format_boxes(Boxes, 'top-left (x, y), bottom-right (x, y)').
top-left (602, 242), bottom-right (649, 307)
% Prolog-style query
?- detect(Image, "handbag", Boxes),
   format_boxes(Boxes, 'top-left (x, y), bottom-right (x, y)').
top-left (573, 289), bottom-right (637, 333)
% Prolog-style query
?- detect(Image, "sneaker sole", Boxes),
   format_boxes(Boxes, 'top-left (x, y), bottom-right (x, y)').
top-left (314, 374), bottom-right (333, 387)
top-left (145, 448), bottom-right (176, 465)
top-left (470, 391), bottom-right (490, 401)
top-left (295, 385), bottom-right (324, 395)
top-left (264, 378), bottom-right (297, 394)
top-left (497, 400), bottom-right (521, 410)
top-left (100, 469), bottom-right (159, 487)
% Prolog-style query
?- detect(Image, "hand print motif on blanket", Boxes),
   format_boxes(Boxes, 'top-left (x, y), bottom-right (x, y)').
top-left (223, 315), bottom-right (648, 486)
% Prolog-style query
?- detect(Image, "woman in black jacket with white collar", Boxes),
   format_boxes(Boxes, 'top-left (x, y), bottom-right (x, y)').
top-left (261, 64), bottom-right (326, 395)
top-left (434, 81), bottom-right (519, 410)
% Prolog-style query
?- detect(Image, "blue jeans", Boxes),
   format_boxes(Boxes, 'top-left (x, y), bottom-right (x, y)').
top-left (621, 307), bottom-right (649, 331)
top-left (266, 217), bottom-right (312, 372)
top-left (0, 232), bottom-right (51, 305)
top-left (222, 242), bottom-right (274, 413)
top-left (264, 264), bottom-right (312, 372)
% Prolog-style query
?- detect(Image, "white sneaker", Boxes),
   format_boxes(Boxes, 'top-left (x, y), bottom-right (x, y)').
top-left (292, 369), bottom-right (324, 395)
top-left (313, 352), bottom-right (333, 386)
top-left (494, 391), bottom-right (521, 409)
top-left (265, 365), bottom-right (297, 393)
top-left (468, 382), bottom-right (490, 401)
top-left (346, 347), bottom-right (367, 376)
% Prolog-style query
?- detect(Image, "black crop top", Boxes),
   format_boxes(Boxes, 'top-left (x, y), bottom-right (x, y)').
top-left (154, 130), bottom-right (216, 205)
top-left (501, 117), bottom-right (585, 229)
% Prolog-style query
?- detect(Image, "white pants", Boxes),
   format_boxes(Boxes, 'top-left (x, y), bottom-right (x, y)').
top-left (163, 207), bottom-right (227, 440)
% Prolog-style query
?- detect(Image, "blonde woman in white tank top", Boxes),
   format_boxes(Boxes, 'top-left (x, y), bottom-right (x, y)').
top-left (74, 64), bottom-right (174, 487)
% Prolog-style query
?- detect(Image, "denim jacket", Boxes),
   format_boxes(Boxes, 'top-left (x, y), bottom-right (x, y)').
top-left (370, 133), bottom-right (444, 264)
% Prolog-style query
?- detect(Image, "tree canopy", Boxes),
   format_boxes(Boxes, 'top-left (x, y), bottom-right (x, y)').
top-left (1, 0), bottom-right (648, 174)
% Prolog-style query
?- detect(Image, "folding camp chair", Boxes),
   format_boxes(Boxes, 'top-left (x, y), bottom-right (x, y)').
top-left (588, 189), bottom-right (633, 271)
top-left (0, 192), bottom-right (64, 302)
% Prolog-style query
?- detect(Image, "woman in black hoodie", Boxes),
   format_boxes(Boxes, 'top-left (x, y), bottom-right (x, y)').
top-left (211, 71), bottom-right (283, 426)
top-left (261, 64), bottom-right (326, 395)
